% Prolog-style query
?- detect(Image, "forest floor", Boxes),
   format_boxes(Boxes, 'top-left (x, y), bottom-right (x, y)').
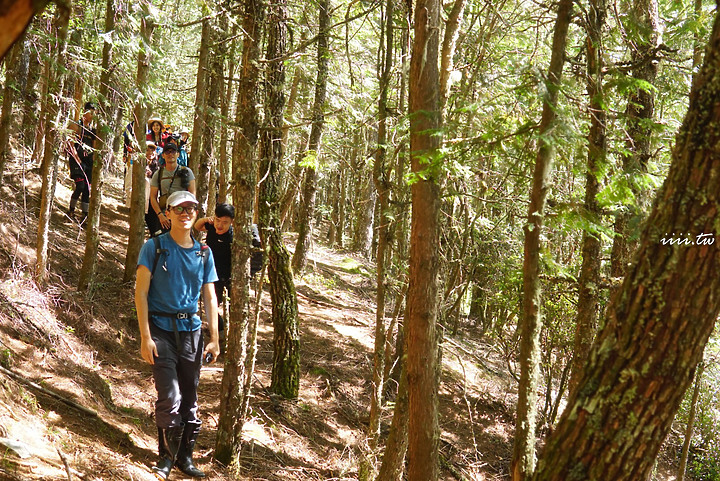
top-left (0, 153), bottom-right (686, 481)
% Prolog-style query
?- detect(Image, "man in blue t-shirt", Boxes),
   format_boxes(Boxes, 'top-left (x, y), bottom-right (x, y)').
top-left (135, 190), bottom-right (219, 480)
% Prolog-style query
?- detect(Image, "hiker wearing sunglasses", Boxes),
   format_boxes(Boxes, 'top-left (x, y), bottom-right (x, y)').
top-left (135, 190), bottom-right (220, 479)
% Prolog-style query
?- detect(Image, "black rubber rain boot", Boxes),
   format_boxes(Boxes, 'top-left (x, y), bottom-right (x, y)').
top-left (68, 197), bottom-right (78, 219)
top-left (152, 424), bottom-right (184, 480)
top-left (175, 421), bottom-right (206, 478)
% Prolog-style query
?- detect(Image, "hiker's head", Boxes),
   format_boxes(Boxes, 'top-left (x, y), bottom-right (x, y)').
top-left (166, 191), bottom-right (199, 226)
top-left (146, 142), bottom-right (157, 160)
top-left (214, 203), bottom-right (235, 235)
top-left (179, 128), bottom-right (189, 142)
top-left (148, 117), bottom-right (163, 134)
top-left (83, 102), bottom-right (96, 121)
top-left (162, 143), bottom-right (179, 163)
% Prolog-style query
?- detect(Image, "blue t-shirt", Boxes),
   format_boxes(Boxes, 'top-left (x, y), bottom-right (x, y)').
top-left (137, 233), bottom-right (219, 332)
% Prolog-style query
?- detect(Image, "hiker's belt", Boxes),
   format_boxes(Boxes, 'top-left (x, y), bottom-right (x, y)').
top-left (149, 311), bottom-right (198, 319)
top-left (148, 311), bottom-right (200, 353)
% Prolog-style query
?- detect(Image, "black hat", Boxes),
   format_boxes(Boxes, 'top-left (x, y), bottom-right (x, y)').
top-left (163, 143), bottom-right (179, 153)
top-left (84, 102), bottom-right (96, 111)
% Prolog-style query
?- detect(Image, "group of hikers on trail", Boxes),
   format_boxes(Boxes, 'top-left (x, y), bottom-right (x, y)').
top-left (66, 103), bottom-right (260, 479)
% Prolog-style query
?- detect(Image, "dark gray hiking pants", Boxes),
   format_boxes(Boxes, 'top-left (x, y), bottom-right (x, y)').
top-left (150, 322), bottom-right (203, 428)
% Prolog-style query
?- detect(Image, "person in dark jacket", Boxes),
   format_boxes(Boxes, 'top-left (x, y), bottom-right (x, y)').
top-left (67, 102), bottom-right (97, 224)
top-left (194, 204), bottom-right (263, 335)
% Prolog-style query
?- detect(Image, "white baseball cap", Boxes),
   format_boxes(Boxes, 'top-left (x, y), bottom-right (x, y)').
top-left (166, 191), bottom-right (198, 208)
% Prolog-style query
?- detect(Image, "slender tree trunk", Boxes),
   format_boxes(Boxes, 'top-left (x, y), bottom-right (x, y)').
top-left (376, 362), bottom-right (409, 481)
top-left (215, 0), bottom-right (265, 466)
top-left (35, 0), bottom-right (71, 285)
top-left (22, 34), bottom-right (42, 151)
top-left (122, 5), bottom-right (154, 282)
top-left (532, 12), bottom-right (720, 479)
top-left (196, 10), bottom-right (227, 216)
top-left (79, 0), bottom-right (115, 290)
top-left (217, 28), bottom-right (238, 205)
top-left (439, 0), bottom-right (467, 116)
top-left (609, 0), bottom-right (660, 278)
top-left (189, 17), bottom-right (211, 175)
top-left (512, 0), bottom-right (573, 478)
top-left (569, 0), bottom-right (606, 396)
top-left (291, 0), bottom-right (330, 273)
top-left (260, 0), bottom-right (300, 399)
top-left (406, 0), bottom-right (442, 477)
top-left (337, 166), bottom-right (346, 248)
top-left (677, 361), bottom-right (703, 481)
top-left (369, 0), bottom-right (394, 447)
top-left (32, 53), bottom-right (51, 165)
top-left (0, 40), bottom-right (23, 182)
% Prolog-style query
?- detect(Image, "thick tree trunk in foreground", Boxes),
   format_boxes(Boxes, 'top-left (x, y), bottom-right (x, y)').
top-left (189, 18), bottom-right (211, 175)
top-left (34, 1), bottom-right (71, 285)
top-left (260, 0), bottom-right (300, 400)
top-left (677, 361), bottom-right (703, 481)
top-left (79, 0), bottom-right (115, 290)
top-left (569, 0), bottom-right (606, 396)
top-left (532, 12), bottom-right (720, 479)
top-left (406, 0), bottom-right (442, 478)
top-left (512, 0), bottom-right (573, 478)
top-left (123, 8), bottom-right (154, 282)
top-left (291, 0), bottom-right (329, 273)
top-left (0, 0), bottom-right (51, 60)
top-left (215, 0), bottom-right (264, 467)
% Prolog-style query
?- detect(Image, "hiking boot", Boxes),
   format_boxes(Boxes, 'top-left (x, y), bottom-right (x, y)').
top-left (67, 198), bottom-right (78, 219)
top-left (175, 421), bottom-right (205, 478)
top-left (152, 424), bottom-right (184, 480)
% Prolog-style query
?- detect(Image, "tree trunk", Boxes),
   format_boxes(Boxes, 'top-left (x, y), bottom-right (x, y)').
top-left (569, 0), bottom-right (606, 396)
top-left (0, 0), bottom-right (51, 60)
top-left (376, 361), bottom-right (409, 481)
top-left (677, 361), bottom-right (703, 481)
top-left (78, 0), bottom-right (115, 290)
top-left (353, 158), bottom-right (375, 258)
top-left (189, 17), bottom-right (211, 175)
top-left (215, 0), bottom-right (264, 466)
top-left (291, 0), bottom-right (330, 273)
top-left (122, 5), bottom-right (155, 282)
top-left (406, 0), bottom-right (442, 477)
top-left (532, 12), bottom-right (720, 479)
top-left (369, 0), bottom-right (394, 447)
top-left (34, 0), bottom-right (71, 285)
top-left (22, 32), bottom-right (42, 151)
top-left (260, 0), bottom-right (300, 400)
top-left (439, 0), bottom-right (467, 117)
top-left (511, 0), bottom-right (573, 478)
top-left (217, 28), bottom-right (237, 205)
top-left (0, 39), bottom-right (23, 182)
top-left (609, 0), bottom-right (660, 278)
top-left (195, 10), bottom-right (226, 216)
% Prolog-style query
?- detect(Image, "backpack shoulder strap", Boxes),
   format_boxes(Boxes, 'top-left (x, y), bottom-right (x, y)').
top-left (157, 166), bottom-right (165, 196)
top-left (151, 236), bottom-right (169, 278)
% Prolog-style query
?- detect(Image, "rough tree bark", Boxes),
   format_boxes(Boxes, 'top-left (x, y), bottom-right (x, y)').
top-left (569, 0), bottom-right (606, 396)
top-left (78, 0), bottom-right (116, 290)
top-left (122, 5), bottom-right (155, 282)
top-left (260, 0), bottom-right (300, 400)
top-left (677, 361), bottom-right (703, 481)
top-left (214, 0), bottom-right (264, 467)
top-left (34, 0), bottom-right (71, 285)
top-left (189, 16), bottom-right (211, 176)
top-left (511, 0), bottom-right (573, 478)
top-left (405, 0), bottom-right (442, 477)
top-left (532, 12), bottom-right (720, 479)
top-left (291, 0), bottom-right (330, 273)
top-left (376, 362), bottom-right (409, 481)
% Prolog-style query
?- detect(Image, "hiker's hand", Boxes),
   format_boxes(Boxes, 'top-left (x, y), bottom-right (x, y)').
top-left (207, 217), bottom-right (214, 226)
top-left (203, 341), bottom-right (220, 363)
top-left (140, 338), bottom-right (158, 365)
top-left (159, 212), bottom-right (170, 229)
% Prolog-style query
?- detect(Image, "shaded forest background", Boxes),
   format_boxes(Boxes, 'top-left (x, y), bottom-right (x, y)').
top-left (0, 0), bottom-right (720, 479)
